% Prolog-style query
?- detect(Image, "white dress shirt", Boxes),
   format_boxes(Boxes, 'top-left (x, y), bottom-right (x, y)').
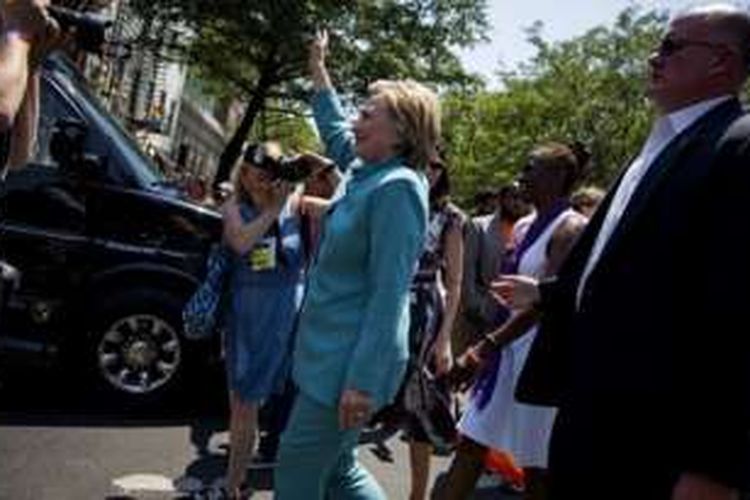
top-left (575, 96), bottom-right (731, 308)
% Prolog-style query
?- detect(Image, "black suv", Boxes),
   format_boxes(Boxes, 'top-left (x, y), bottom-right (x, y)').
top-left (0, 54), bottom-right (222, 403)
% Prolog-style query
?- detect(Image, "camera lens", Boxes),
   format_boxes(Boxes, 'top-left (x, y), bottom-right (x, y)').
top-left (278, 157), bottom-right (313, 183)
top-left (47, 6), bottom-right (111, 54)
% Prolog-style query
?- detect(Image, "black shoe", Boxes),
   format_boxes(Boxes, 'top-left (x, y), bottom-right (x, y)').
top-left (248, 451), bottom-right (277, 468)
top-left (197, 484), bottom-right (252, 500)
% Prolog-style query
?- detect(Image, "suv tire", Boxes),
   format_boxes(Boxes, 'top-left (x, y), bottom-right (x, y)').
top-left (87, 287), bottom-right (197, 406)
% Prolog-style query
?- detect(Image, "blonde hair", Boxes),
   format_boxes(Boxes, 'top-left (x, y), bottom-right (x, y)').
top-left (368, 79), bottom-right (441, 171)
top-left (231, 141), bottom-right (282, 203)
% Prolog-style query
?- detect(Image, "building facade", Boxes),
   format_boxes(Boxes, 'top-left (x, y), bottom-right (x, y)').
top-left (79, 0), bottom-right (229, 180)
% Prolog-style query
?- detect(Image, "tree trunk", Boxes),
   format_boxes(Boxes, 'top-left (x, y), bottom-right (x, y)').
top-left (212, 63), bottom-right (277, 191)
top-left (211, 96), bottom-right (261, 190)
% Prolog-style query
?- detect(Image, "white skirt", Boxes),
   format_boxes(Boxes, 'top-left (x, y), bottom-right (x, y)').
top-left (457, 327), bottom-right (557, 468)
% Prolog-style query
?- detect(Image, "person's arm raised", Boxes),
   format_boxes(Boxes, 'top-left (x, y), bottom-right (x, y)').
top-left (309, 29), bottom-right (332, 92)
top-left (308, 29), bottom-right (356, 170)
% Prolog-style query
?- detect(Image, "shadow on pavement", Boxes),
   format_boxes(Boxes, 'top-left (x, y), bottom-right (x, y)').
top-left (431, 471), bottom-right (522, 499)
top-left (174, 449), bottom-right (275, 497)
top-left (0, 361), bottom-right (228, 428)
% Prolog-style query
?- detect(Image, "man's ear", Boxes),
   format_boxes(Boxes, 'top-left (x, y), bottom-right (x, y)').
top-left (707, 49), bottom-right (734, 77)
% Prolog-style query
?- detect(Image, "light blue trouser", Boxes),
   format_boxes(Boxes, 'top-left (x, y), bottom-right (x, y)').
top-left (274, 391), bottom-right (386, 500)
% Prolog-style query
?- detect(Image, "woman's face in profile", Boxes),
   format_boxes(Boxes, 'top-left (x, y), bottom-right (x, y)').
top-left (519, 158), bottom-right (564, 203)
top-left (352, 94), bottom-right (400, 163)
top-left (241, 162), bottom-right (274, 197)
top-left (426, 162), bottom-right (444, 188)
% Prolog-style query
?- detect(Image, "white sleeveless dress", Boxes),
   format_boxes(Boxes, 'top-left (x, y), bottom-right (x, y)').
top-left (457, 209), bottom-right (576, 468)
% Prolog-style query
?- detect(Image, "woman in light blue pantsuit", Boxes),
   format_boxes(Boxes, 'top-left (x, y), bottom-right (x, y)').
top-left (274, 30), bottom-right (442, 499)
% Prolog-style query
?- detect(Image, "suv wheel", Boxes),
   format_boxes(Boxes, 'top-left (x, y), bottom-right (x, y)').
top-left (89, 288), bottom-right (193, 403)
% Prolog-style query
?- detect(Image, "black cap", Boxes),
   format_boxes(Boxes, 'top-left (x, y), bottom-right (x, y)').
top-left (242, 143), bottom-right (267, 167)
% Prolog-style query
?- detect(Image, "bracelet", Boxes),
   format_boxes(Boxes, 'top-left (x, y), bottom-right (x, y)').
top-left (483, 333), bottom-right (499, 348)
top-left (465, 348), bottom-right (482, 365)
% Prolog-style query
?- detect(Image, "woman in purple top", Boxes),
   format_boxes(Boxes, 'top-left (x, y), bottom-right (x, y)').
top-left (441, 143), bottom-right (589, 500)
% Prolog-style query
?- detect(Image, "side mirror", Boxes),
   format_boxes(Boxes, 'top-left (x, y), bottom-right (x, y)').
top-left (49, 118), bottom-right (87, 167)
top-left (49, 118), bottom-right (105, 179)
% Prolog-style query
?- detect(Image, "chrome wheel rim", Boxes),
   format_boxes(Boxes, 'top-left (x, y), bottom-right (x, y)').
top-left (97, 314), bottom-right (181, 395)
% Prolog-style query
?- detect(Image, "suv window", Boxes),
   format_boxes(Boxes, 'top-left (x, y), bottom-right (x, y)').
top-left (2, 77), bottom-right (87, 233)
top-left (46, 55), bottom-right (164, 189)
top-left (35, 76), bottom-right (85, 167)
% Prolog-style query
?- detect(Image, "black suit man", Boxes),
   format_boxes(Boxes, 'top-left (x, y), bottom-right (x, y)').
top-left (517, 5), bottom-right (750, 499)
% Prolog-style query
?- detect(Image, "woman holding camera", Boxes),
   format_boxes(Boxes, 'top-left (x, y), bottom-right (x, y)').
top-left (274, 31), bottom-right (440, 499)
top-left (221, 141), bottom-right (306, 499)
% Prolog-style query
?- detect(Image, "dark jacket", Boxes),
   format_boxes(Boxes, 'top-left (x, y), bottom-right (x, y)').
top-left (457, 213), bottom-right (505, 332)
top-left (518, 98), bottom-right (750, 490)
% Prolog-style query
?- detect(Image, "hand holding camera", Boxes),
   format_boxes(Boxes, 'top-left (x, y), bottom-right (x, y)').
top-left (2, 0), bottom-right (52, 43)
top-left (252, 147), bottom-right (335, 184)
top-left (46, 5), bottom-right (110, 54)
top-left (3, 1), bottom-right (110, 64)
top-left (268, 179), bottom-right (293, 213)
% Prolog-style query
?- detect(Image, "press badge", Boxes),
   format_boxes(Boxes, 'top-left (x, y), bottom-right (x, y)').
top-left (249, 237), bottom-right (277, 271)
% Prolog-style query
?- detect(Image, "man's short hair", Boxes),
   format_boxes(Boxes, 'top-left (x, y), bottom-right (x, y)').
top-left (474, 187), bottom-right (496, 205)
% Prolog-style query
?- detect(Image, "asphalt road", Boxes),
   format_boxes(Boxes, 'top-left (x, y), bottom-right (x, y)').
top-left (0, 365), bottom-right (517, 500)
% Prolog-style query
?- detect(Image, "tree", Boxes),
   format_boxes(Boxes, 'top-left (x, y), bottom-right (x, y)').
top-left (252, 105), bottom-right (320, 154)
top-left (442, 7), bottom-right (666, 205)
top-left (142, 0), bottom-right (489, 190)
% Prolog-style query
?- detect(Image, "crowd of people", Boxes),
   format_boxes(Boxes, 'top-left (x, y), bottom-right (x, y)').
top-left (207, 6), bottom-right (750, 498)
top-left (207, 5), bottom-right (750, 498)
top-left (2, 1), bottom-right (750, 500)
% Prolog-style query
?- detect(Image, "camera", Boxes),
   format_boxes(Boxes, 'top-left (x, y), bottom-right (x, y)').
top-left (245, 144), bottom-right (333, 183)
top-left (48, 6), bottom-right (111, 54)
top-left (274, 156), bottom-right (321, 183)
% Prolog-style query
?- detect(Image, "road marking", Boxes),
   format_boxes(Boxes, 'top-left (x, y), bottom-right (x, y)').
top-left (112, 473), bottom-right (175, 493)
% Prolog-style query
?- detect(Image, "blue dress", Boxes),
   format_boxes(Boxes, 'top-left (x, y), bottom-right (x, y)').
top-left (224, 200), bottom-right (305, 403)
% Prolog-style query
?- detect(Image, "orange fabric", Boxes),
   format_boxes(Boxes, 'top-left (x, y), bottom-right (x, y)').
top-left (501, 220), bottom-right (515, 251)
top-left (484, 448), bottom-right (525, 489)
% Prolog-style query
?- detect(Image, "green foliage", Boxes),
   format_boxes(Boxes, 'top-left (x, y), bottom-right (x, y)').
top-left (139, 0), bottom-right (489, 184)
top-left (442, 7), bottom-right (667, 205)
top-left (252, 106), bottom-right (320, 154)
top-left (176, 0), bottom-right (489, 98)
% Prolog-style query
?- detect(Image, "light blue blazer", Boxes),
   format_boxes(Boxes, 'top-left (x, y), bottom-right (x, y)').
top-left (292, 88), bottom-right (428, 409)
